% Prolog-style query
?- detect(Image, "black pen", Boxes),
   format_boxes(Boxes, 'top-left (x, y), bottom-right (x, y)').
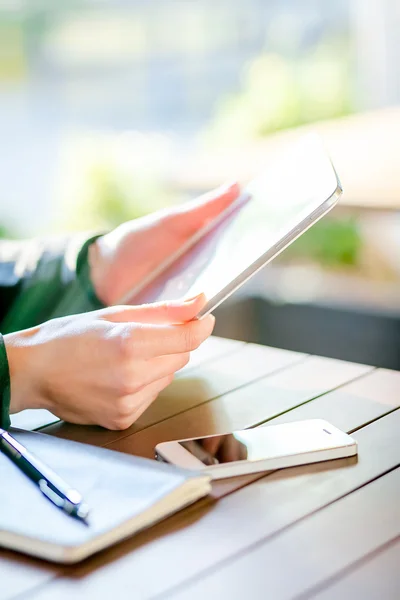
top-left (0, 428), bottom-right (90, 523)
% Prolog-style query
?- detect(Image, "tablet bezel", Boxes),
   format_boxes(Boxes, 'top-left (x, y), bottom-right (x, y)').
top-left (196, 172), bottom-right (342, 319)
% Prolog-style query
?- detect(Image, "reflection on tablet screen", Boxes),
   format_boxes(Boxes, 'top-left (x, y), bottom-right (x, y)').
top-left (130, 135), bottom-right (339, 306)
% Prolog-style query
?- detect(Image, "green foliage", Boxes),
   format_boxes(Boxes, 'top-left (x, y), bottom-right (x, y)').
top-left (56, 134), bottom-right (176, 232)
top-left (0, 221), bottom-right (15, 239)
top-left (282, 217), bottom-right (362, 267)
top-left (204, 36), bottom-right (359, 269)
top-left (79, 164), bottom-right (172, 229)
top-left (205, 36), bottom-right (353, 145)
top-left (88, 167), bottom-right (135, 228)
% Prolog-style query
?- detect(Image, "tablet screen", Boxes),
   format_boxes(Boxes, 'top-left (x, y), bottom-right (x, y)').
top-left (130, 134), bottom-right (340, 308)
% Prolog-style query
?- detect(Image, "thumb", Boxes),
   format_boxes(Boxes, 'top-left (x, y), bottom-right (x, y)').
top-left (173, 181), bottom-right (241, 232)
top-left (100, 293), bottom-right (207, 325)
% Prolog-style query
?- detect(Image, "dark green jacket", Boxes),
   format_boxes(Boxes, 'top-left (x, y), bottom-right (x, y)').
top-left (0, 234), bottom-right (104, 429)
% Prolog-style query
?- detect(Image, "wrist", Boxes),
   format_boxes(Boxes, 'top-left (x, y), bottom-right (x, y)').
top-left (88, 237), bottom-right (111, 306)
top-left (3, 329), bottom-right (44, 414)
top-left (0, 333), bottom-right (11, 428)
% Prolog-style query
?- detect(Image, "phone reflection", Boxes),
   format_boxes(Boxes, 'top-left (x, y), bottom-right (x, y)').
top-left (180, 433), bottom-right (248, 465)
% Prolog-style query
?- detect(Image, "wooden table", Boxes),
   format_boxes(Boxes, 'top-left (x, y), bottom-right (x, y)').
top-left (2, 336), bottom-right (400, 600)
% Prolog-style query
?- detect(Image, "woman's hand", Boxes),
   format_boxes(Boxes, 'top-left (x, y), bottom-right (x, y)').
top-left (4, 294), bottom-right (213, 430)
top-left (89, 182), bottom-right (240, 305)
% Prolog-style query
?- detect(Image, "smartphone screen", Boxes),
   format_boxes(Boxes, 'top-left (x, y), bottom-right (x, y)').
top-left (178, 420), bottom-right (354, 466)
top-left (130, 134), bottom-right (339, 306)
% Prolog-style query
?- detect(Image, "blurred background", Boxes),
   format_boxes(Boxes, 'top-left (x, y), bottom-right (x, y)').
top-left (0, 0), bottom-right (399, 367)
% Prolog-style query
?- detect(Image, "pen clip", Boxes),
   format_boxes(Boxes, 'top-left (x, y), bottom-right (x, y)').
top-left (39, 479), bottom-right (65, 508)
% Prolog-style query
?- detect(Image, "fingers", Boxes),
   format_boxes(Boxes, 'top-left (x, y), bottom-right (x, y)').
top-left (137, 315), bottom-right (215, 357)
top-left (181, 441), bottom-right (218, 465)
top-left (172, 181), bottom-right (241, 232)
top-left (120, 352), bottom-right (190, 394)
top-left (110, 375), bottom-right (173, 430)
top-left (201, 434), bottom-right (249, 462)
top-left (102, 293), bottom-right (207, 325)
top-left (218, 435), bottom-right (246, 463)
top-left (201, 434), bottom-right (225, 456)
top-left (101, 301), bottom-right (215, 357)
top-left (145, 352), bottom-right (191, 383)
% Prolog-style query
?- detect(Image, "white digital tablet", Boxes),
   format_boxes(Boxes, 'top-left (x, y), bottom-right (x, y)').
top-left (125, 134), bottom-right (342, 317)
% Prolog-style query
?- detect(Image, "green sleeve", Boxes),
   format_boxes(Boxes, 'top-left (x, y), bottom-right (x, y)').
top-left (0, 334), bottom-right (11, 430)
top-left (0, 233), bottom-right (105, 334)
top-left (0, 233), bottom-right (105, 428)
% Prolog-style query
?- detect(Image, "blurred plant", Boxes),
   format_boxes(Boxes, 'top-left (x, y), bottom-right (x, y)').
top-left (0, 221), bottom-right (15, 239)
top-left (202, 35), bottom-right (359, 270)
top-left (204, 36), bottom-right (352, 146)
top-left (0, 19), bottom-right (27, 82)
top-left (55, 132), bottom-right (178, 232)
top-left (281, 217), bottom-right (362, 268)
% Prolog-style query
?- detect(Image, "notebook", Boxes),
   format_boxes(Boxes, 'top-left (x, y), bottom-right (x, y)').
top-left (0, 429), bottom-right (211, 564)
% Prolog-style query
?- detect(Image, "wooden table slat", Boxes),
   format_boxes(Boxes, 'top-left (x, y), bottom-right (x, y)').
top-left (0, 553), bottom-right (59, 600)
top-left (167, 466), bottom-right (400, 600)
top-left (19, 407), bottom-right (400, 600)
top-left (266, 367), bottom-right (400, 433)
top-left (10, 409), bottom-right (59, 432)
top-left (178, 335), bottom-right (246, 374)
top-left (110, 356), bottom-right (373, 459)
top-left (309, 537), bottom-right (400, 600)
top-left (133, 343), bottom-right (305, 430)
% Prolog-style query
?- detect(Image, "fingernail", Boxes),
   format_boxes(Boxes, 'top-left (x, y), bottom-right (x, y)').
top-left (184, 293), bottom-right (205, 303)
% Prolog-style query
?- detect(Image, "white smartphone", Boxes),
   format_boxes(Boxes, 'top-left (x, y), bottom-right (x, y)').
top-left (121, 134), bottom-right (342, 317)
top-left (155, 420), bottom-right (357, 480)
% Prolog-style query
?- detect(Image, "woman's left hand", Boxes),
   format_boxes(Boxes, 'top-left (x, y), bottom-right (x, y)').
top-left (89, 182), bottom-right (240, 305)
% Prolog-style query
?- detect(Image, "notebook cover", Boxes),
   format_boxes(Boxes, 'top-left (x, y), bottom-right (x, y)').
top-left (0, 429), bottom-right (209, 561)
